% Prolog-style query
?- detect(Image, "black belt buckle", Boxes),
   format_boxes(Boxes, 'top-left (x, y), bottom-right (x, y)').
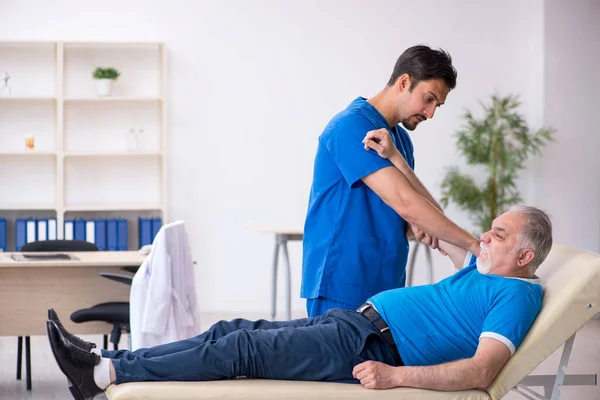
top-left (358, 303), bottom-right (403, 366)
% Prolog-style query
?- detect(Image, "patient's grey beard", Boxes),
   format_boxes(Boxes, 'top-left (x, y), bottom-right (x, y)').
top-left (476, 243), bottom-right (492, 274)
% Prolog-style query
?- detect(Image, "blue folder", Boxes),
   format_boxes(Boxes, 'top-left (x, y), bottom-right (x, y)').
top-left (151, 218), bottom-right (162, 242)
top-left (138, 218), bottom-right (152, 247)
top-left (0, 218), bottom-right (6, 252)
top-left (95, 219), bottom-right (107, 250)
top-left (117, 219), bottom-right (128, 251)
top-left (107, 220), bottom-right (118, 251)
top-left (15, 219), bottom-right (27, 251)
top-left (74, 220), bottom-right (86, 241)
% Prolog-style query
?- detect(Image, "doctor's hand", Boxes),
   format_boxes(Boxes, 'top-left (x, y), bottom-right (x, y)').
top-left (362, 128), bottom-right (400, 160)
top-left (353, 360), bottom-right (399, 390)
top-left (411, 225), bottom-right (447, 256)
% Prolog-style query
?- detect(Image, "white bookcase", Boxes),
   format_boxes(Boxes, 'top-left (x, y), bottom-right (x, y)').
top-left (0, 41), bottom-right (167, 250)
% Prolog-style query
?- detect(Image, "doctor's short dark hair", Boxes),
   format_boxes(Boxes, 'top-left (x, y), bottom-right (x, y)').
top-left (387, 45), bottom-right (457, 91)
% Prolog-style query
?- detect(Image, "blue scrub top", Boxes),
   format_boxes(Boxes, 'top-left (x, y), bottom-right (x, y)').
top-left (369, 255), bottom-right (543, 366)
top-left (301, 97), bottom-right (415, 306)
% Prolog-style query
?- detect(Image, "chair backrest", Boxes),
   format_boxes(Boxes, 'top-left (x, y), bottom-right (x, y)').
top-left (485, 244), bottom-right (600, 399)
top-left (20, 240), bottom-right (99, 252)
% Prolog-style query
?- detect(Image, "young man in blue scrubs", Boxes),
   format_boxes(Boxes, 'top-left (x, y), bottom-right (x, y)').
top-left (47, 206), bottom-right (550, 397)
top-left (301, 45), bottom-right (481, 317)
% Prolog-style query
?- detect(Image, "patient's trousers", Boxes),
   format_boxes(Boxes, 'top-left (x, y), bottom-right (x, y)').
top-left (104, 308), bottom-right (398, 384)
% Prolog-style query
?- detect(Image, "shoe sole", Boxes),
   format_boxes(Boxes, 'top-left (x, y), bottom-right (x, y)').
top-left (69, 385), bottom-right (84, 400)
top-left (48, 308), bottom-right (96, 351)
top-left (46, 320), bottom-right (86, 400)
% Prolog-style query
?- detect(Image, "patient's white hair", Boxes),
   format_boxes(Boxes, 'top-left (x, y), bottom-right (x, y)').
top-left (510, 205), bottom-right (553, 276)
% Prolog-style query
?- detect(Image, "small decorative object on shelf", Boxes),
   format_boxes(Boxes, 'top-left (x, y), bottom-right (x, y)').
top-left (25, 136), bottom-right (35, 151)
top-left (1, 71), bottom-right (11, 97)
top-left (127, 128), bottom-right (138, 151)
top-left (92, 67), bottom-right (120, 97)
top-left (137, 128), bottom-right (144, 150)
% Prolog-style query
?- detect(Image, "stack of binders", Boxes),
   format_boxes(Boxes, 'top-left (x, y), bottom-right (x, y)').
top-left (138, 218), bottom-right (163, 247)
top-left (15, 218), bottom-right (58, 251)
top-left (64, 218), bottom-right (128, 251)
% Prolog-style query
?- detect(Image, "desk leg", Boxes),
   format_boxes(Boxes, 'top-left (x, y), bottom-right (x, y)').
top-left (25, 336), bottom-right (31, 390)
top-left (16, 336), bottom-right (22, 380)
top-left (281, 240), bottom-right (292, 321)
top-left (271, 239), bottom-right (280, 320)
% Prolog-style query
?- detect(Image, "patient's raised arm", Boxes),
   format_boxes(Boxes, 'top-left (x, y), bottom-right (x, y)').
top-left (438, 239), bottom-right (471, 270)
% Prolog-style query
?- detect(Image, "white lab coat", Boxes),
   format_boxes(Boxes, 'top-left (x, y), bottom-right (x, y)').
top-left (129, 220), bottom-right (201, 350)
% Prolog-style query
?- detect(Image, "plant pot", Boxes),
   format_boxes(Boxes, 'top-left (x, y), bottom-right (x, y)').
top-left (96, 79), bottom-right (114, 97)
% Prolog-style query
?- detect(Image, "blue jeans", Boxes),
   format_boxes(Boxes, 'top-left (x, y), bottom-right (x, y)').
top-left (103, 308), bottom-right (398, 384)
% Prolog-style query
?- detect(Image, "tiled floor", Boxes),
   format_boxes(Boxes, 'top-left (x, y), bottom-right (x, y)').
top-left (0, 313), bottom-right (598, 400)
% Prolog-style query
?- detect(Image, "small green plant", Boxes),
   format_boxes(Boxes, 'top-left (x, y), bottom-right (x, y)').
top-left (440, 94), bottom-right (554, 235)
top-left (92, 67), bottom-right (120, 80)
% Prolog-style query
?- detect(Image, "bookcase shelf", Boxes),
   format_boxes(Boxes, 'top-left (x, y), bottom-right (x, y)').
top-left (64, 205), bottom-right (164, 212)
top-left (0, 205), bottom-right (57, 211)
top-left (64, 97), bottom-right (163, 103)
top-left (0, 97), bottom-right (57, 102)
top-left (64, 152), bottom-right (163, 157)
top-left (0, 152), bottom-right (56, 157)
top-left (0, 41), bottom-right (167, 250)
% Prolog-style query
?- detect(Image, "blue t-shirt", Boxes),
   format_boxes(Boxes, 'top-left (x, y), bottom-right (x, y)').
top-left (301, 97), bottom-right (415, 306)
top-left (368, 255), bottom-right (543, 366)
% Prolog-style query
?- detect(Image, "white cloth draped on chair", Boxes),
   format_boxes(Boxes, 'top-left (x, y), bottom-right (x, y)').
top-left (129, 221), bottom-right (201, 350)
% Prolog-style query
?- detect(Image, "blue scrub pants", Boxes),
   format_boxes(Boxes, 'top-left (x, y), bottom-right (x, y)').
top-left (103, 308), bottom-right (398, 384)
top-left (306, 297), bottom-right (361, 317)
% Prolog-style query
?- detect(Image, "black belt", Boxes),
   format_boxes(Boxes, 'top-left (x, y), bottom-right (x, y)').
top-left (357, 303), bottom-right (403, 366)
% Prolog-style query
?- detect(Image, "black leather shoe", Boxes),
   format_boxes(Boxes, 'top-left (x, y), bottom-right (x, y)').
top-left (48, 308), bottom-right (96, 351)
top-left (46, 320), bottom-right (103, 400)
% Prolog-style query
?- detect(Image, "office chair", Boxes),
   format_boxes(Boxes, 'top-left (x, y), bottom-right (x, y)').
top-left (17, 239), bottom-right (98, 391)
top-left (70, 271), bottom-right (133, 351)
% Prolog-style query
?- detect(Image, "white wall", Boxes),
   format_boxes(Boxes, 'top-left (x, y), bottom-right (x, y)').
top-left (1, 0), bottom-right (596, 315)
top-left (538, 0), bottom-right (600, 252)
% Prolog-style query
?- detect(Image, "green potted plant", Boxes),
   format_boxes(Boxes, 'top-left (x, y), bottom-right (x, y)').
top-left (92, 67), bottom-right (120, 97)
top-left (440, 94), bottom-right (554, 236)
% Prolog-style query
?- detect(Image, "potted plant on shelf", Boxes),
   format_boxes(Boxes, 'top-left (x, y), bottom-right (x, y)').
top-left (439, 94), bottom-right (555, 236)
top-left (92, 67), bottom-right (120, 97)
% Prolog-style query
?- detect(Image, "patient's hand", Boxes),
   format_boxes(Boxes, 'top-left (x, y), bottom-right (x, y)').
top-left (411, 225), bottom-right (447, 256)
top-left (353, 360), bottom-right (399, 389)
top-left (362, 128), bottom-right (401, 161)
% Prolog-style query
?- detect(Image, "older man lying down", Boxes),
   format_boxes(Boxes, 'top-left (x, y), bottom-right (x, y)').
top-left (46, 205), bottom-right (551, 400)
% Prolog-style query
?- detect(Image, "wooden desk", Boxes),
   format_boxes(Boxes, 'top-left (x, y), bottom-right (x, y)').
top-left (0, 251), bottom-right (146, 336)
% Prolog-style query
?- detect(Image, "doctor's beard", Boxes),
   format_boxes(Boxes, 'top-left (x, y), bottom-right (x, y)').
top-left (476, 242), bottom-right (492, 274)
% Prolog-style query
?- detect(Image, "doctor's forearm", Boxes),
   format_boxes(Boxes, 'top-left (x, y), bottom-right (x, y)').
top-left (398, 196), bottom-right (478, 255)
top-left (389, 153), bottom-right (443, 212)
top-left (363, 167), bottom-right (479, 255)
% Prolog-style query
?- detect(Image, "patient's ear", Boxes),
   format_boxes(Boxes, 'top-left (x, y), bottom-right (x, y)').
top-left (517, 248), bottom-right (535, 268)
